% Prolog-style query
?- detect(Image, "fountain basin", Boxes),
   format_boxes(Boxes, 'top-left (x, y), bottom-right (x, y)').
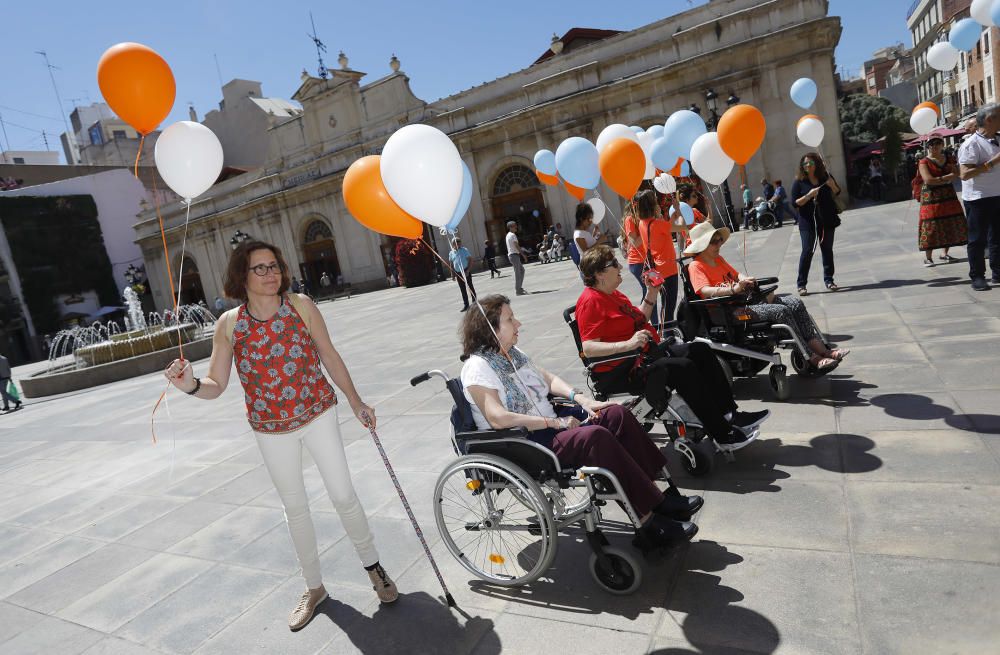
top-left (75, 324), bottom-right (200, 367)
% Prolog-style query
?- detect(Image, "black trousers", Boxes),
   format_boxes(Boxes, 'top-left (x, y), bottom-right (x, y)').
top-left (456, 270), bottom-right (477, 308)
top-left (964, 196), bottom-right (1000, 281)
top-left (593, 341), bottom-right (736, 439)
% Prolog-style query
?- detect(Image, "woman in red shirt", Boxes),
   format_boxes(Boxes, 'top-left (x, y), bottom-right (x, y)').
top-left (164, 241), bottom-right (398, 631)
top-left (684, 222), bottom-right (847, 371)
top-left (624, 190), bottom-right (688, 324)
top-left (575, 245), bottom-right (769, 448)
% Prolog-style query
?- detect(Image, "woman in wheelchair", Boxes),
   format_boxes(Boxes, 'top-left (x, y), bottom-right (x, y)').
top-left (460, 294), bottom-right (702, 550)
top-left (683, 222), bottom-right (849, 371)
top-left (575, 246), bottom-right (769, 449)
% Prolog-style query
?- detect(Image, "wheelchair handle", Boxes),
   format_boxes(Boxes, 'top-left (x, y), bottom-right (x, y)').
top-left (410, 369), bottom-right (450, 386)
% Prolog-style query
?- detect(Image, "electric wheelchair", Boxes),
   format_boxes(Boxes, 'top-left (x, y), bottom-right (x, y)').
top-left (674, 255), bottom-right (838, 402)
top-left (412, 369), bottom-right (692, 595)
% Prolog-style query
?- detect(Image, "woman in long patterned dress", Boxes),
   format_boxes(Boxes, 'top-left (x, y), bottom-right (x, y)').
top-left (919, 136), bottom-right (968, 267)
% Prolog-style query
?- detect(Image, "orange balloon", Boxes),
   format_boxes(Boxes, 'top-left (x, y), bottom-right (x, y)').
top-left (343, 156), bottom-right (424, 239)
top-left (563, 180), bottom-right (586, 201)
top-left (97, 43), bottom-right (176, 135)
top-left (668, 158), bottom-right (685, 177)
top-left (599, 138), bottom-right (646, 199)
top-left (536, 170), bottom-right (559, 186)
top-left (717, 104), bottom-right (766, 165)
top-left (797, 114), bottom-right (821, 128)
top-left (914, 101), bottom-right (940, 117)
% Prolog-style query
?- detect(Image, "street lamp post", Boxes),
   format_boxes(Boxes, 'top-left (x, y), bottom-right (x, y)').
top-left (230, 229), bottom-right (251, 250)
top-left (703, 89), bottom-right (739, 230)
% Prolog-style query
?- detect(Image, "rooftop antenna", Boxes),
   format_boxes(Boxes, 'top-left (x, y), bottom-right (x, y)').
top-left (307, 12), bottom-right (328, 79)
top-left (36, 50), bottom-right (76, 160)
top-left (213, 53), bottom-right (225, 88)
top-left (0, 112), bottom-right (11, 152)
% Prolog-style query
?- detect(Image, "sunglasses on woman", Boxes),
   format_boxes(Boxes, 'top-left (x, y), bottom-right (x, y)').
top-left (710, 236), bottom-right (725, 245)
top-left (603, 258), bottom-right (622, 270)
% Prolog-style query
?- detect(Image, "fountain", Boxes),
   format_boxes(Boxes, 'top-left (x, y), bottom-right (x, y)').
top-left (22, 288), bottom-right (219, 398)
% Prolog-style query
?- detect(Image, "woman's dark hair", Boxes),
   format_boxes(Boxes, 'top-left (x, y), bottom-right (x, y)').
top-left (223, 240), bottom-right (292, 301)
top-left (797, 152), bottom-right (829, 182)
top-left (927, 136), bottom-right (945, 147)
top-left (676, 183), bottom-right (695, 202)
top-left (579, 245), bottom-right (616, 287)
top-left (460, 294), bottom-right (509, 357)
top-left (774, 179), bottom-right (782, 186)
top-left (634, 189), bottom-right (659, 219)
top-left (575, 202), bottom-right (594, 228)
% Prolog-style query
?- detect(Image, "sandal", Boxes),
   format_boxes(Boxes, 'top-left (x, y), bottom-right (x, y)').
top-left (939, 254), bottom-right (957, 262)
top-left (810, 355), bottom-right (839, 371)
top-left (826, 283), bottom-right (840, 291)
top-left (797, 288), bottom-right (808, 296)
top-left (827, 348), bottom-right (850, 361)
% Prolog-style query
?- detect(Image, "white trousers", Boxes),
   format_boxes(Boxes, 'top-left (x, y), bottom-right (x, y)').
top-left (255, 407), bottom-right (379, 588)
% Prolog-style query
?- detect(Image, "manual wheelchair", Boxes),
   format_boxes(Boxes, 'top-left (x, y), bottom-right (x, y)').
top-left (412, 369), bottom-right (691, 595)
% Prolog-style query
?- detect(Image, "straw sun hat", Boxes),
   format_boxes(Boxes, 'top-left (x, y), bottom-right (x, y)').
top-left (683, 221), bottom-right (732, 256)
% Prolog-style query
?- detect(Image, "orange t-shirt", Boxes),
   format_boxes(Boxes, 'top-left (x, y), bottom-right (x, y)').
top-left (637, 217), bottom-right (678, 278)
top-left (622, 214), bottom-right (645, 264)
top-left (688, 256), bottom-right (740, 297)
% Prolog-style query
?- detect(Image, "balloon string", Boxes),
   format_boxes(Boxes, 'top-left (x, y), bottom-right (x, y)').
top-left (134, 134), bottom-right (145, 178)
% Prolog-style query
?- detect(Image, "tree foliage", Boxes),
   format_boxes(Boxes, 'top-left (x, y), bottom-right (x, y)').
top-left (838, 94), bottom-right (909, 144)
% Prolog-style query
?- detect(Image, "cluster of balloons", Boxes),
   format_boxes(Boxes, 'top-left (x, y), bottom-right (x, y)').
top-left (344, 124), bottom-right (470, 239)
top-left (910, 101), bottom-right (941, 135)
top-left (927, 0), bottom-right (1000, 73)
top-left (532, 104), bottom-right (766, 200)
top-left (97, 43), bottom-right (223, 202)
top-left (790, 77), bottom-right (826, 148)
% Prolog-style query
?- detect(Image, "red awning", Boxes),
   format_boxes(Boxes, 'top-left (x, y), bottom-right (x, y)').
top-left (904, 126), bottom-right (968, 148)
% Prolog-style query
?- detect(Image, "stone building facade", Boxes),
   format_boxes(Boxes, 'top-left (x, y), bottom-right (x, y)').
top-left (135, 0), bottom-right (845, 311)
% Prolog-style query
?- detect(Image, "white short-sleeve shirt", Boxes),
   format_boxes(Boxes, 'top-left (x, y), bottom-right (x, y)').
top-left (505, 231), bottom-right (520, 256)
top-left (460, 350), bottom-right (556, 430)
top-left (958, 132), bottom-right (1000, 200)
top-left (573, 229), bottom-right (598, 250)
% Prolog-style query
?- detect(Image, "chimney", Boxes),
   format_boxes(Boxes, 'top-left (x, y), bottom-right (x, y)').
top-left (189, 105), bottom-right (198, 122)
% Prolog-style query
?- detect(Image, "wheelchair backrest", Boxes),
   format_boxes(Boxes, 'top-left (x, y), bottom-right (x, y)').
top-left (562, 305), bottom-right (586, 362)
top-left (445, 378), bottom-right (477, 434)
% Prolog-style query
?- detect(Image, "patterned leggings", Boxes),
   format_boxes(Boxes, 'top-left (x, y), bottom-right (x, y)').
top-left (747, 295), bottom-right (823, 346)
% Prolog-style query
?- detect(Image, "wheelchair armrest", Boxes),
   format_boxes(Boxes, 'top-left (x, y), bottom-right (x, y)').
top-left (687, 295), bottom-right (753, 307)
top-left (757, 284), bottom-right (778, 296)
top-left (455, 426), bottom-right (530, 441)
top-left (584, 350), bottom-right (641, 369)
top-left (755, 277), bottom-right (778, 285)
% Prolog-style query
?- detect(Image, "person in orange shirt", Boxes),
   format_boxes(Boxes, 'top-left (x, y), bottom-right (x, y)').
top-left (625, 189), bottom-right (688, 324)
top-left (684, 222), bottom-right (848, 371)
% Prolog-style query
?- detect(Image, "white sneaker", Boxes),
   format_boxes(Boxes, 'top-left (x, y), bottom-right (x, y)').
top-left (923, 259), bottom-right (935, 267)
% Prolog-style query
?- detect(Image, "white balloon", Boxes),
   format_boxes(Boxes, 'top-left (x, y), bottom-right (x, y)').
top-left (910, 106), bottom-right (938, 135)
top-left (689, 132), bottom-right (734, 186)
top-left (380, 124), bottom-right (463, 227)
top-left (653, 173), bottom-right (676, 194)
top-left (797, 117), bottom-right (825, 147)
top-left (638, 131), bottom-right (657, 180)
top-left (971, 0), bottom-right (994, 26)
top-left (926, 42), bottom-right (960, 72)
top-left (154, 121), bottom-right (224, 200)
top-left (595, 123), bottom-right (640, 153)
top-left (587, 197), bottom-right (606, 224)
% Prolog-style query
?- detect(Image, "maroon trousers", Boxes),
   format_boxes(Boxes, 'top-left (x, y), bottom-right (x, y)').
top-left (550, 404), bottom-right (666, 517)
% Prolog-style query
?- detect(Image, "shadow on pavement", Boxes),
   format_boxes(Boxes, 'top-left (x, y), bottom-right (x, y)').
top-left (316, 591), bottom-right (500, 654)
top-left (835, 278), bottom-right (941, 292)
top-left (870, 393), bottom-right (1000, 434)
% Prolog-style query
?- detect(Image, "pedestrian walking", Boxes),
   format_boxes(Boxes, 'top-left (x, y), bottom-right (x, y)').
top-left (761, 177), bottom-right (775, 210)
top-left (869, 159), bottom-right (884, 201)
top-left (918, 136), bottom-right (967, 267)
top-left (741, 183), bottom-right (753, 229)
top-left (770, 179), bottom-right (789, 226)
top-left (505, 221), bottom-right (527, 295)
top-left (483, 240), bottom-right (501, 278)
top-left (957, 103), bottom-right (1000, 291)
top-left (164, 240), bottom-right (399, 632)
top-left (319, 272), bottom-right (332, 290)
top-left (448, 238), bottom-right (477, 311)
top-left (792, 152), bottom-right (842, 295)
top-left (0, 353), bottom-right (21, 413)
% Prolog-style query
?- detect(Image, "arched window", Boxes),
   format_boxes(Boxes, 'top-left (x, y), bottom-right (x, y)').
top-left (492, 165), bottom-right (539, 197)
top-left (304, 220), bottom-right (333, 243)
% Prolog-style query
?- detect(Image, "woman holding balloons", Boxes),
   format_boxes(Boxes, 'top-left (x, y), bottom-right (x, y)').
top-left (792, 153), bottom-right (842, 295)
top-left (627, 189), bottom-right (688, 323)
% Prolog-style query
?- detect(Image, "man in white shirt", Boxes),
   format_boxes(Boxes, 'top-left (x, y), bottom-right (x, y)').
top-left (505, 221), bottom-right (527, 296)
top-left (958, 104), bottom-right (1000, 291)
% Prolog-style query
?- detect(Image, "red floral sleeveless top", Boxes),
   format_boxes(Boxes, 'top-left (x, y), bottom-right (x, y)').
top-left (232, 295), bottom-right (337, 434)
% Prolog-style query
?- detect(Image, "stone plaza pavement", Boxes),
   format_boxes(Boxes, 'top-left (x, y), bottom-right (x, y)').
top-left (1, 199), bottom-right (998, 654)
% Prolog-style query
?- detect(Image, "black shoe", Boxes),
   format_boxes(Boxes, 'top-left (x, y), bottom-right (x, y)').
top-left (972, 278), bottom-right (991, 291)
top-left (654, 492), bottom-right (704, 520)
top-left (460, 306), bottom-right (469, 312)
top-left (715, 426), bottom-right (760, 451)
top-left (731, 409), bottom-right (770, 430)
top-left (635, 514), bottom-right (698, 551)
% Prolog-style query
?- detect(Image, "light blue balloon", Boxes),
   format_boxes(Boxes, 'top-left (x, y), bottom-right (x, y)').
top-left (646, 125), bottom-right (664, 140)
top-left (445, 161), bottom-right (473, 231)
top-left (663, 110), bottom-right (707, 160)
top-left (533, 149), bottom-right (556, 176)
top-left (950, 18), bottom-right (983, 51)
top-left (555, 137), bottom-right (600, 189)
top-left (678, 160), bottom-right (690, 177)
top-left (630, 125), bottom-right (644, 134)
top-left (790, 78), bottom-right (818, 109)
top-left (650, 137), bottom-right (679, 171)
top-left (670, 202), bottom-right (696, 225)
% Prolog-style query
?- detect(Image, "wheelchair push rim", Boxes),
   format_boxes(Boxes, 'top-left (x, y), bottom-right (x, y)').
top-left (434, 454), bottom-right (557, 587)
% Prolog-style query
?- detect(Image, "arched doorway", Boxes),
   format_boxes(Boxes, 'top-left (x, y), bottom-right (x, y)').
top-left (489, 164), bottom-right (549, 255)
top-left (177, 256), bottom-right (206, 306)
top-left (300, 219), bottom-right (341, 291)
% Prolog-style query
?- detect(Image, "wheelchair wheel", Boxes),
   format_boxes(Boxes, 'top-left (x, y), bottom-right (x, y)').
top-left (750, 221), bottom-right (759, 231)
top-left (758, 212), bottom-right (776, 229)
top-left (790, 349), bottom-right (821, 378)
top-left (769, 364), bottom-right (791, 401)
top-left (676, 438), bottom-right (714, 476)
top-left (434, 454), bottom-right (557, 587)
top-left (589, 546), bottom-right (642, 595)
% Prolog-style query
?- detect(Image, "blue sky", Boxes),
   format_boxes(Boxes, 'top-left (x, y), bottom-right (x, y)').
top-left (1, 1), bottom-right (910, 160)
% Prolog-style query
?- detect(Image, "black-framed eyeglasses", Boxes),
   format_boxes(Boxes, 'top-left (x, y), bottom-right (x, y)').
top-left (250, 263), bottom-right (283, 277)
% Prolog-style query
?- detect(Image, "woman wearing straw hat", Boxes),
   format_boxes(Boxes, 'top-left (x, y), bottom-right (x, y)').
top-left (683, 222), bottom-right (847, 372)
top-left (164, 240), bottom-right (398, 632)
